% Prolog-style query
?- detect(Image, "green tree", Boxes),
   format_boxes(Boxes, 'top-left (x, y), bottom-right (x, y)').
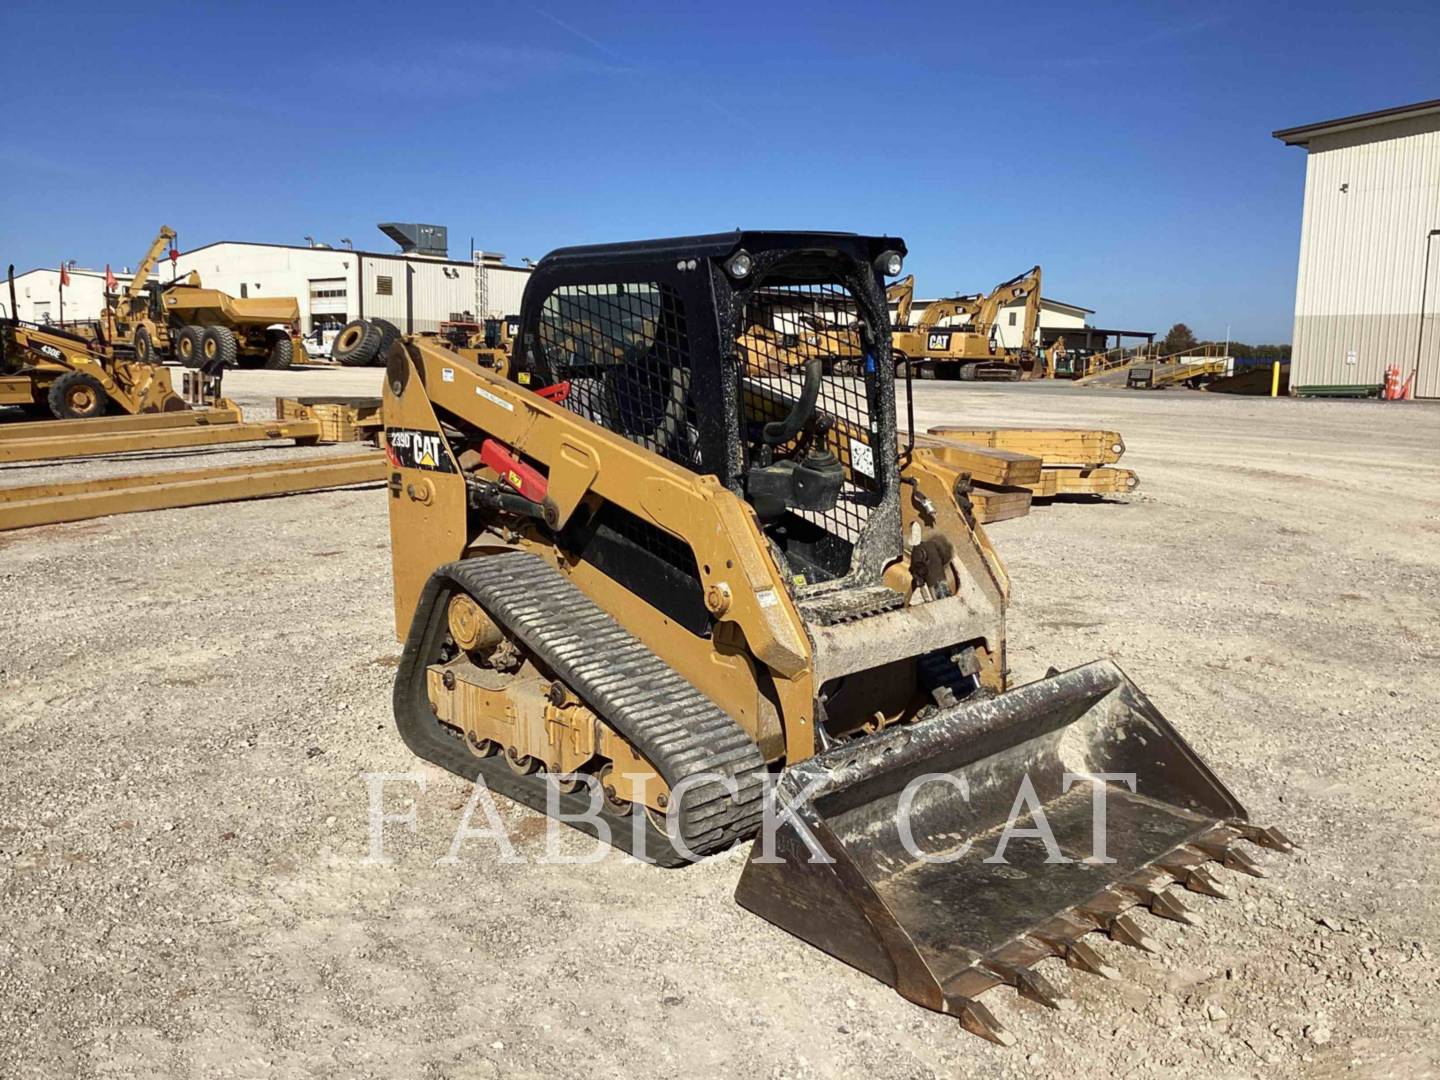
top-left (1162, 323), bottom-right (1198, 355)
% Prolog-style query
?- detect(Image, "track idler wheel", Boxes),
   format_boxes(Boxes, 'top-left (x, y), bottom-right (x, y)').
top-left (463, 729), bottom-right (498, 758)
top-left (504, 748), bottom-right (542, 776)
top-left (598, 764), bottom-right (669, 832)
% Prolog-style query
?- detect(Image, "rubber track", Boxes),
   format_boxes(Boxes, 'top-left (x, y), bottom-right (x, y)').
top-left (441, 552), bottom-right (768, 856)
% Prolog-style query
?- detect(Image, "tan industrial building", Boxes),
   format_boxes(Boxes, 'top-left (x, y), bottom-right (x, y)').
top-left (4, 223), bottom-right (531, 337)
top-left (1275, 98), bottom-right (1440, 397)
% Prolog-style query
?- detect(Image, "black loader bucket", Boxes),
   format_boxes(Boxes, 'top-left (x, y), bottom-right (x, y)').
top-left (735, 660), bottom-right (1294, 1044)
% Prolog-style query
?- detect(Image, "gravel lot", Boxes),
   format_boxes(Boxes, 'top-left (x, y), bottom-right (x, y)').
top-left (2, 371), bottom-right (1437, 1079)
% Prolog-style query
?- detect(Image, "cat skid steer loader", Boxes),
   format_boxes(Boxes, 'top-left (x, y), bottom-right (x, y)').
top-left (380, 231), bottom-right (1291, 1044)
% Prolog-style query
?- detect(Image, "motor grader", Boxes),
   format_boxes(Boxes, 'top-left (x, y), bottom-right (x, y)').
top-left (378, 231), bottom-right (1291, 1044)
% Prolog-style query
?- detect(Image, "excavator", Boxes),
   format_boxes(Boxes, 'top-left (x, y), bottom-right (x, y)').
top-left (891, 265), bottom-right (1044, 381)
top-left (738, 291), bottom-right (864, 376)
top-left (378, 231), bottom-right (1291, 1045)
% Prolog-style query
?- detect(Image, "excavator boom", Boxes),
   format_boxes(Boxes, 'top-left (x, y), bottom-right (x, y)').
top-left (886, 274), bottom-right (915, 328)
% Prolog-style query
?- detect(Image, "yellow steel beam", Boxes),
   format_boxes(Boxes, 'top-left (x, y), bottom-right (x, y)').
top-left (0, 417), bottom-right (322, 464)
top-left (908, 433), bottom-right (1043, 487)
top-left (0, 451), bottom-right (387, 531)
top-left (967, 486), bottom-right (1032, 524)
top-left (926, 427), bottom-right (1126, 466)
top-left (1025, 466), bottom-right (1140, 498)
top-left (0, 403), bottom-right (243, 442)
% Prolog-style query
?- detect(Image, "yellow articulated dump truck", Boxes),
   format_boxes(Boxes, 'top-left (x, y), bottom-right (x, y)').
top-left (159, 285), bottom-right (303, 370)
top-left (99, 225), bottom-right (304, 370)
top-left (375, 231), bottom-right (1293, 1045)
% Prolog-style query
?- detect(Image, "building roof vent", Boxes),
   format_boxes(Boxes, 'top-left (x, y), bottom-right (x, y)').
top-left (378, 222), bottom-right (449, 258)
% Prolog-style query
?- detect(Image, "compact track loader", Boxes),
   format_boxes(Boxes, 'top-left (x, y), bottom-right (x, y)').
top-left (380, 231), bottom-right (1291, 1044)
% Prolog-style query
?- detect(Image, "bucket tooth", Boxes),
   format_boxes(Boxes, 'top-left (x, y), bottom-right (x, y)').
top-left (1157, 846), bottom-right (1207, 877)
top-left (1194, 834), bottom-right (1267, 877)
top-left (1149, 888), bottom-right (1202, 926)
top-left (1063, 938), bottom-right (1121, 980)
top-left (956, 999), bottom-right (1016, 1046)
top-left (1109, 913), bottom-right (1160, 953)
top-left (1031, 921), bottom-right (1118, 980)
top-left (1222, 845), bottom-right (1268, 878)
top-left (1183, 865), bottom-right (1230, 899)
top-left (989, 963), bottom-right (1073, 1012)
top-left (1240, 823), bottom-right (1298, 852)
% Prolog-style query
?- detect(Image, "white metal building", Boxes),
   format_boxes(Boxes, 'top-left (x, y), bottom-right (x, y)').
top-left (4, 232), bottom-right (531, 337)
top-left (994, 297), bottom-right (1092, 350)
top-left (171, 242), bottom-right (530, 336)
top-left (3, 267), bottom-right (150, 325)
top-left (1275, 98), bottom-right (1440, 397)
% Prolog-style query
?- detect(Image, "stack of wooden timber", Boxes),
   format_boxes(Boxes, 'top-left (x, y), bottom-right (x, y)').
top-left (912, 427), bottom-right (1139, 524)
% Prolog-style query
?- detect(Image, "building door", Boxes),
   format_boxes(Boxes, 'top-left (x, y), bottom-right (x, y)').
top-left (308, 278), bottom-right (348, 333)
top-left (31, 300), bottom-right (51, 323)
top-left (1418, 230), bottom-right (1440, 399)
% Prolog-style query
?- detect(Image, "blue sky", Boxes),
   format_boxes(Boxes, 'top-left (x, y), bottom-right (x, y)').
top-left (1, 1), bottom-right (1435, 342)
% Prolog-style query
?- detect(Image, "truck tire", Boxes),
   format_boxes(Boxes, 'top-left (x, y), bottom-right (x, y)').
top-left (201, 326), bottom-right (238, 370)
top-left (175, 325), bottom-right (205, 367)
top-left (47, 371), bottom-right (109, 420)
top-left (265, 335), bottom-right (294, 370)
top-left (332, 319), bottom-right (382, 367)
top-left (371, 318), bottom-right (402, 367)
top-left (134, 326), bottom-right (154, 364)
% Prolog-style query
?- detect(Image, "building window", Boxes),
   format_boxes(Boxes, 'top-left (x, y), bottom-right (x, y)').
top-left (1008, 312), bottom-right (1017, 326)
top-left (376, 275), bottom-right (393, 296)
top-left (240, 284), bottom-right (248, 298)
